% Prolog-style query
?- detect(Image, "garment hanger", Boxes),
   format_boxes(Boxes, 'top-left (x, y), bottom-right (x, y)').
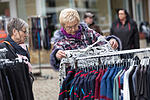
top-left (63, 36), bottom-right (115, 69)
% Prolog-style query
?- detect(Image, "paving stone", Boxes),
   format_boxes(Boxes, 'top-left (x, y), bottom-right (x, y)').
top-left (32, 68), bottom-right (59, 100)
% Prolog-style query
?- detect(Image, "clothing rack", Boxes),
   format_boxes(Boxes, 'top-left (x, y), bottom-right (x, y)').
top-left (59, 36), bottom-right (150, 86)
top-left (60, 36), bottom-right (114, 69)
top-left (59, 47), bottom-right (150, 86)
top-left (0, 48), bottom-right (34, 100)
top-left (59, 36), bottom-right (114, 85)
top-left (0, 58), bottom-right (34, 100)
top-left (28, 16), bottom-right (53, 80)
top-left (59, 52), bottom-right (150, 100)
top-left (74, 47), bottom-right (150, 70)
top-left (28, 15), bottom-right (54, 50)
top-left (59, 47), bottom-right (150, 100)
top-left (76, 47), bottom-right (150, 60)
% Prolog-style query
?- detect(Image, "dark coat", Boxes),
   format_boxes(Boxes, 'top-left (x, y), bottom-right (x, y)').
top-left (0, 42), bottom-right (18, 60)
top-left (89, 23), bottom-right (103, 35)
top-left (110, 18), bottom-right (140, 50)
top-left (0, 37), bottom-right (30, 61)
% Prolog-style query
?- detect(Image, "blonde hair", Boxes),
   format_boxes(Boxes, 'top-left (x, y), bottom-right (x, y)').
top-left (59, 8), bottom-right (80, 26)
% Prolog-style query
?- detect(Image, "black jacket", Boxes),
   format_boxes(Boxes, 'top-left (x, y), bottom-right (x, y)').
top-left (0, 42), bottom-right (30, 61)
top-left (0, 35), bottom-right (30, 62)
top-left (110, 18), bottom-right (140, 50)
top-left (0, 42), bottom-right (18, 60)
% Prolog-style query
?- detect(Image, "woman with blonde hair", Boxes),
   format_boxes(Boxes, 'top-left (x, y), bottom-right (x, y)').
top-left (50, 8), bottom-right (122, 70)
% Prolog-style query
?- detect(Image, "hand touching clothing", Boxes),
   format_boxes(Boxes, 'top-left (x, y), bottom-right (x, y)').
top-left (109, 38), bottom-right (118, 50)
top-left (17, 54), bottom-right (32, 72)
top-left (19, 44), bottom-right (32, 72)
top-left (56, 39), bottom-right (118, 60)
top-left (56, 50), bottom-right (66, 60)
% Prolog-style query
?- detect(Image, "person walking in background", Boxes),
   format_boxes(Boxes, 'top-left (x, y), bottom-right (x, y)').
top-left (50, 8), bottom-right (122, 70)
top-left (139, 21), bottom-right (150, 46)
top-left (110, 8), bottom-right (139, 50)
top-left (83, 11), bottom-right (103, 35)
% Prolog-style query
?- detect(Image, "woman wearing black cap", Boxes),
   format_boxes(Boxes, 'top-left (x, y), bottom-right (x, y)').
top-left (110, 8), bottom-right (139, 50)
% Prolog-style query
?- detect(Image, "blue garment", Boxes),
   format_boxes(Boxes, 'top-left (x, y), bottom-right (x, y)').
top-left (43, 29), bottom-right (51, 50)
top-left (37, 31), bottom-right (41, 49)
top-left (119, 70), bottom-right (125, 100)
top-left (106, 67), bottom-right (116, 100)
top-left (111, 67), bottom-right (121, 90)
top-left (120, 72), bottom-right (125, 85)
top-left (100, 67), bottom-right (111, 100)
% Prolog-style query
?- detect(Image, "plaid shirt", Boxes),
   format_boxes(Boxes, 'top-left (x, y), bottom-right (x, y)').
top-left (50, 22), bottom-right (121, 70)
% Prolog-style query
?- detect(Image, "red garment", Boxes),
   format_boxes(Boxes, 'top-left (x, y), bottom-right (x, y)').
top-left (94, 68), bottom-right (107, 99)
top-left (94, 69), bottom-right (102, 99)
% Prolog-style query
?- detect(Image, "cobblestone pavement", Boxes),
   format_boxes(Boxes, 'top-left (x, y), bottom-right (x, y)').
top-left (32, 68), bottom-right (60, 100)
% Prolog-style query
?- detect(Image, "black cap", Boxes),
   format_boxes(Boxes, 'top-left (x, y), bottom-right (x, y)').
top-left (84, 12), bottom-right (94, 18)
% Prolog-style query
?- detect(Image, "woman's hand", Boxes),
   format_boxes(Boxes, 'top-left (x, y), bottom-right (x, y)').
top-left (17, 54), bottom-right (32, 72)
top-left (109, 39), bottom-right (118, 49)
top-left (56, 50), bottom-right (66, 60)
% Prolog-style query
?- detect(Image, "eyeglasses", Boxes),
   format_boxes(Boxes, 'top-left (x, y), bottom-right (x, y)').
top-left (65, 23), bottom-right (79, 31)
top-left (20, 29), bottom-right (28, 34)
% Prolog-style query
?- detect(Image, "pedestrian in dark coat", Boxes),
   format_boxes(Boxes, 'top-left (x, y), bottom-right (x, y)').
top-left (83, 11), bottom-right (103, 35)
top-left (110, 8), bottom-right (140, 50)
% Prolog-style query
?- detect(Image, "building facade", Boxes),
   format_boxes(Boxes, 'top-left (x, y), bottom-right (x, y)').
top-left (0, 0), bottom-right (149, 32)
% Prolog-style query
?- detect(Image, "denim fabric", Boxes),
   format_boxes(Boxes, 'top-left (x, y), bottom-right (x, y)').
top-left (106, 67), bottom-right (116, 100)
top-left (100, 67), bottom-right (111, 100)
